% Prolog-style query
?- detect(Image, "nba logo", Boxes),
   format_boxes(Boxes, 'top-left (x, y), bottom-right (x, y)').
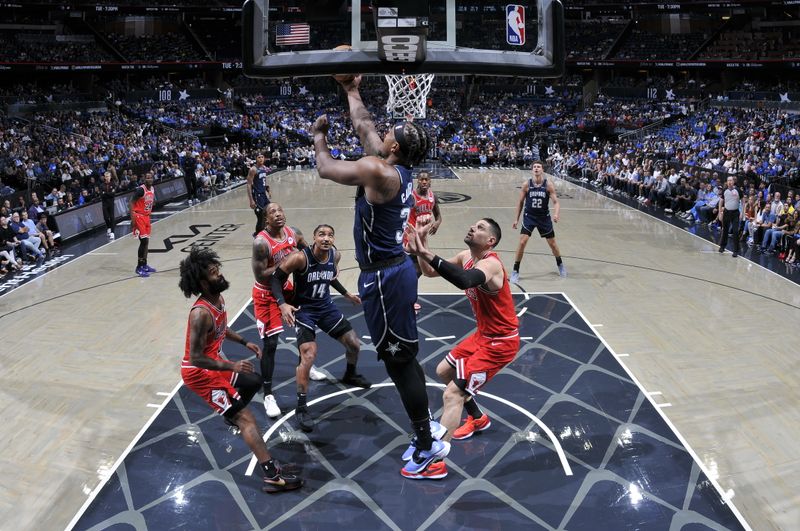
top-left (506, 4), bottom-right (526, 46)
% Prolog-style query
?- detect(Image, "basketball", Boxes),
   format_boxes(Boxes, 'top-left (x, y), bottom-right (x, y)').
top-left (332, 45), bottom-right (356, 83)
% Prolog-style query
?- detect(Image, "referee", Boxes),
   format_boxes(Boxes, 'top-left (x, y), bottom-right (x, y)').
top-left (718, 176), bottom-right (742, 257)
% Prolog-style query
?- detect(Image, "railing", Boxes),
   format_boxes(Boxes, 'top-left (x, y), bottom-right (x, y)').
top-left (618, 118), bottom-right (665, 141)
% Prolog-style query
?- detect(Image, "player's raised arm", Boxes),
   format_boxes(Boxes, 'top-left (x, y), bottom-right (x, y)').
top-left (312, 115), bottom-right (397, 191)
top-left (336, 75), bottom-right (386, 157)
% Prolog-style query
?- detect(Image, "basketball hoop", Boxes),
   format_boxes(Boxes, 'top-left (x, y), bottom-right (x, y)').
top-left (385, 73), bottom-right (435, 120)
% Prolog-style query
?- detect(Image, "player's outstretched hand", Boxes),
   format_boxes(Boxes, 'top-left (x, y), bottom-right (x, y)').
top-left (415, 214), bottom-right (434, 240)
top-left (279, 302), bottom-right (299, 326)
top-left (311, 115), bottom-right (329, 137)
top-left (232, 360), bottom-right (255, 374)
top-left (245, 341), bottom-right (263, 359)
top-left (344, 292), bottom-right (361, 305)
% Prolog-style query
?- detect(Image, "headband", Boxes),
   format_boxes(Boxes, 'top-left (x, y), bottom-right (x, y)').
top-left (394, 123), bottom-right (408, 155)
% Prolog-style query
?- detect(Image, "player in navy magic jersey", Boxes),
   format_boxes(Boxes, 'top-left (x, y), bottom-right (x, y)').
top-left (269, 224), bottom-right (371, 432)
top-left (311, 75), bottom-right (449, 480)
top-left (246, 154), bottom-right (271, 236)
top-left (512, 160), bottom-right (566, 281)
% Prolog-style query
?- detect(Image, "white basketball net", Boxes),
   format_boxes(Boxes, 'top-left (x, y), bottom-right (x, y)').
top-left (385, 73), bottom-right (435, 119)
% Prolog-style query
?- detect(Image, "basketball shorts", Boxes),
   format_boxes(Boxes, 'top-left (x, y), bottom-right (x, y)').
top-left (132, 212), bottom-right (151, 239)
top-left (359, 257), bottom-right (419, 361)
top-left (446, 331), bottom-right (520, 396)
top-left (253, 283), bottom-right (294, 338)
top-left (181, 366), bottom-right (242, 415)
top-left (295, 302), bottom-right (352, 345)
top-left (521, 215), bottom-right (554, 239)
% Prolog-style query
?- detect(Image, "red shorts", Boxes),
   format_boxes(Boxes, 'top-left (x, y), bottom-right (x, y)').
top-left (181, 366), bottom-right (241, 414)
top-left (253, 283), bottom-right (294, 338)
top-left (132, 212), bottom-right (151, 239)
top-left (446, 331), bottom-right (520, 395)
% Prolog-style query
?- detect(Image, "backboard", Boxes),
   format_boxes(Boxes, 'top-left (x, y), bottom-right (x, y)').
top-left (242, 0), bottom-right (564, 79)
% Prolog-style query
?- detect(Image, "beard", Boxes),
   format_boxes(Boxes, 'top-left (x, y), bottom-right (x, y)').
top-left (209, 275), bottom-right (230, 294)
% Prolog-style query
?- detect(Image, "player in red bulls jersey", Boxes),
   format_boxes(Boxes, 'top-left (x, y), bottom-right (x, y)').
top-left (130, 172), bottom-right (156, 277)
top-left (406, 171), bottom-right (442, 312)
top-left (408, 172), bottom-right (442, 240)
top-left (405, 216), bottom-right (520, 478)
top-left (179, 247), bottom-right (302, 493)
top-left (252, 203), bottom-right (305, 418)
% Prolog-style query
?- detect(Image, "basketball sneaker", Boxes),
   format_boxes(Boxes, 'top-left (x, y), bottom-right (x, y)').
top-left (135, 266), bottom-right (149, 278)
top-left (340, 372), bottom-right (372, 388)
top-left (401, 440), bottom-right (450, 478)
top-left (558, 264), bottom-right (567, 278)
top-left (452, 414), bottom-right (491, 440)
top-left (309, 366), bottom-right (327, 381)
top-left (264, 394), bottom-right (281, 418)
top-left (402, 420), bottom-right (447, 461)
top-left (262, 472), bottom-right (303, 493)
top-left (510, 271), bottom-right (520, 284)
top-left (295, 407), bottom-right (314, 433)
top-left (400, 459), bottom-right (448, 480)
top-left (144, 264), bottom-right (157, 273)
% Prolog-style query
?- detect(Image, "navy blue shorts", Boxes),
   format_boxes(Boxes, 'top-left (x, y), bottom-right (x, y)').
top-left (358, 257), bottom-right (419, 361)
top-left (521, 215), bottom-right (555, 238)
top-left (295, 302), bottom-right (351, 345)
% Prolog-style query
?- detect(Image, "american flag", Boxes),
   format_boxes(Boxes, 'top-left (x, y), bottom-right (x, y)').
top-left (275, 23), bottom-right (310, 46)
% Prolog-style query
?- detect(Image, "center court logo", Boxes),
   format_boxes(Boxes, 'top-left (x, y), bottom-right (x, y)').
top-left (436, 192), bottom-right (472, 204)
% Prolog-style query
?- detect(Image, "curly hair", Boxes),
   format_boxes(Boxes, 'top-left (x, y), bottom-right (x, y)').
top-left (178, 247), bottom-right (221, 298)
top-left (398, 121), bottom-right (431, 167)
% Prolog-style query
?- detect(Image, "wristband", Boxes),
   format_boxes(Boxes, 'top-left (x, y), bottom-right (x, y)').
top-left (240, 337), bottom-right (248, 346)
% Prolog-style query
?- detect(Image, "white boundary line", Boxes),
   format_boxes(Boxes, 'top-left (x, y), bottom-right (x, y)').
top-left (559, 291), bottom-right (752, 531)
top-left (568, 177), bottom-right (797, 287)
top-left (425, 335), bottom-right (456, 341)
top-left (244, 382), bottom-right (573, 478)
top-left (63, 291), bottom-right (572, 529)
top-left (64, 298), bottom-right (255, 531)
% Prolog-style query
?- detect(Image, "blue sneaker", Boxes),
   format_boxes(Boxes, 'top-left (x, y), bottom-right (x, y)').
top-left (144, 264), bottom-right (157, 273)
top-left (402, 421), bottom-right (447, 461)
top-left (558, 263), bottom-right (567, 278)
top-left (510, 270), bottom-right (520, 283)
top-left (136, 266), bottom-right (150, 278)
top-left (401, 440), bottom-right (450, 478)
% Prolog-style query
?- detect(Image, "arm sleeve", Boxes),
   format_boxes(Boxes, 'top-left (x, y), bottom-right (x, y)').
top-left (269, 268), bottom-right (289, 306)
top-left (425, 255), bottom-right (486, 290)
top-left (330, 278), bottom-right (348, 296)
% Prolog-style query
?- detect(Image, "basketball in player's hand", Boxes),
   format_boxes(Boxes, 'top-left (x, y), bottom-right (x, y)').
top-left (332, 46), bottom-right (359, 86)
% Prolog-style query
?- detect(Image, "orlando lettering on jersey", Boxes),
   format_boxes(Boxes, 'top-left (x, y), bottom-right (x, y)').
top-left (305, 269), bottom-right (335, 282)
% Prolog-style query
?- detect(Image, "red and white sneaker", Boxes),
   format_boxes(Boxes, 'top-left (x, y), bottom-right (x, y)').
top-left (452, 414), bottom-right (491, 440)
top-left (400, 460), bottom-right (448, 480)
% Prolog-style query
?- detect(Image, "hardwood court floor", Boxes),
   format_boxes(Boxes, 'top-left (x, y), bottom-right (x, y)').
top-left (0, 168), bottom-right (797, 530)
